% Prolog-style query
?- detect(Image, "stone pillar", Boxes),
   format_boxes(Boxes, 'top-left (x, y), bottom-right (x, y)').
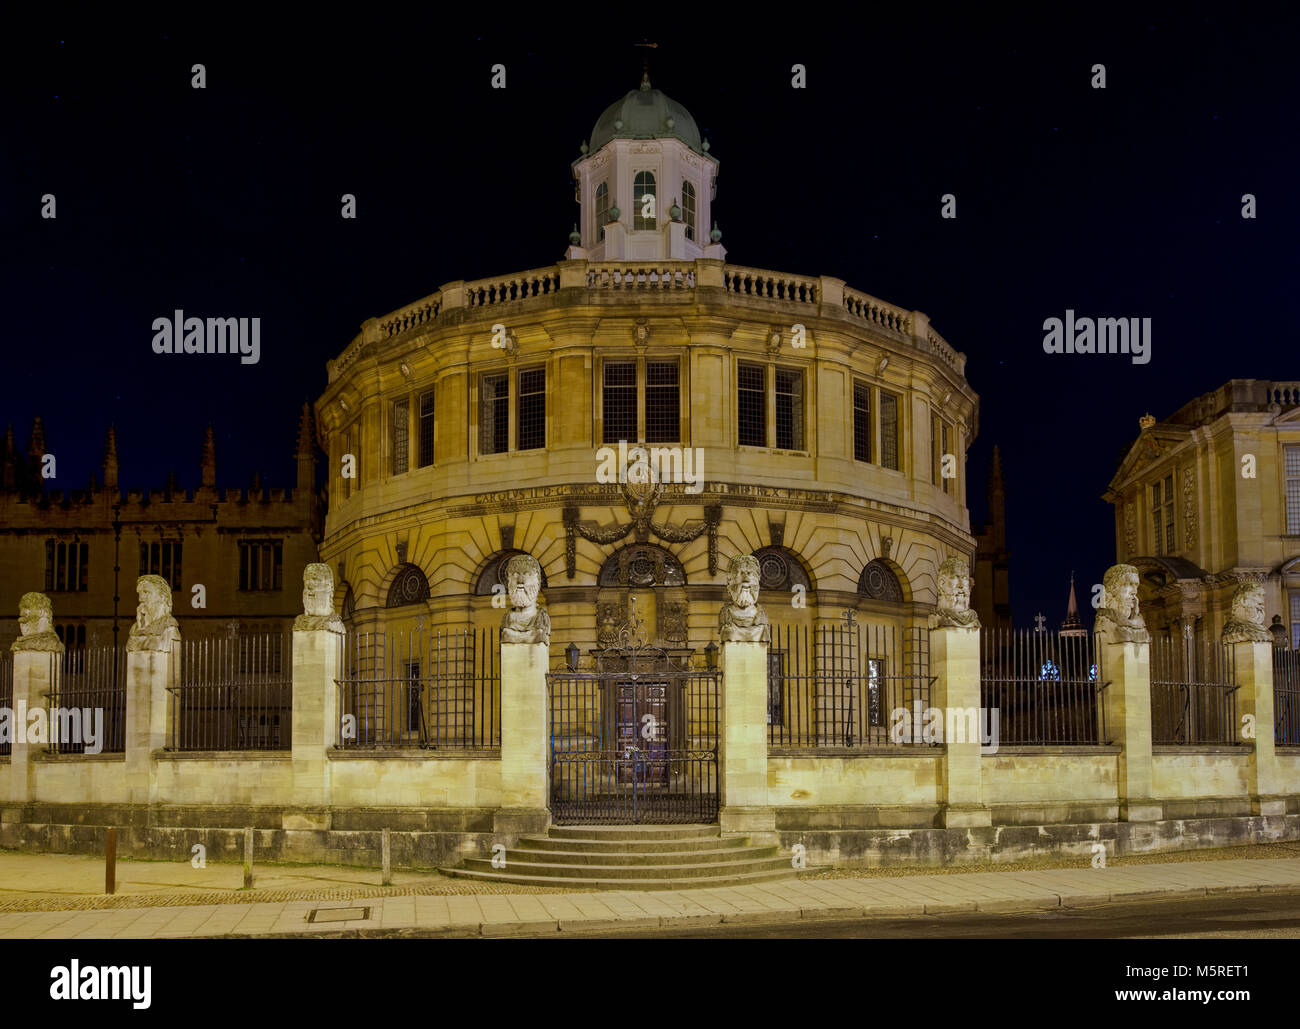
top-left (495, 642), bottom-right (550, 835)
top-left (125, 645), bottom-right (176, 806)
top-left (557, 258), bottom-right (589, 289)
top-left (930, 626), bottom-right (991, 827)
top-left (1098, 633), bottom-right (1162, 821)
top-left (1233, 640), bottom-right (1285, 815)
top-left (718, 640), bottom-right (776, 842)
top-left (290, 627), bottom-right (339, 812)
top-left (8, 650), bottom-right (59, 804)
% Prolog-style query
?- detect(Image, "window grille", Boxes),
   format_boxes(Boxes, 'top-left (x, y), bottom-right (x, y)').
top-left (738, 363), bottom-right (766, 447)
top-left (1152, 474), bottom-right (1175, 555)
top-left (603, 362), bottom-right (636, 443)
top-left (853, 383), bottom-right (871, 462)
top-left (418, 389), bottom-right (435, 468)
top-left (479, 373), bottom-right (509, 455)
top-left (775, 368), bottom-right (803, 450)
top-left (879, 391), bottom-right (900, 470)
top-left (682, 181), bottom-right (696, 241)
top-left (392, 398), bottom-right (409, 475)
top-left (645, 361), bottom-right (680, 443)
top-left (1286, 445), bottom-right (1300, 534)
top-left (517, 367), bottom-right (546, 451)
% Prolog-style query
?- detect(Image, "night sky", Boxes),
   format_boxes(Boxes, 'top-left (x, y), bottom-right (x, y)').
top-left (3, 11), bottom-right (1297, 625)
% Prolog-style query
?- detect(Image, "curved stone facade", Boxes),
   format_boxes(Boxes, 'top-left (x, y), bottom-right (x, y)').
top-left (316, 258), bottom-right (978, 658)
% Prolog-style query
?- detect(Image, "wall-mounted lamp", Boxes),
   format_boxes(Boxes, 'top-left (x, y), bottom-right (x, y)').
top-left (704, 641), bottom-right (718, 670)
top-left (565, 641), bottom-right (580, 671)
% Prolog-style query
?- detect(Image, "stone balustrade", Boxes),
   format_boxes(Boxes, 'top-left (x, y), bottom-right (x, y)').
top-left (586, 262), bottom-right (696, 289)
top-left (723, 264), bottom-right (819, 304)
top-left (463, 267), bottom-right (561, 308)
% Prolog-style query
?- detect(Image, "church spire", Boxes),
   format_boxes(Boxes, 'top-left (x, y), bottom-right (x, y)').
top-left (1, 425), bottom-right (15, 491)
top-left (987, 444), bottom-right (1006, 550)
top-left (103, 425), bottom-right (119, 492)
top-left (296, 401), bottom-right (317, 492)
top-left (1061, 572), bottom-right (1087, 637)
top-left (200, 425), bottom-right (216, 489)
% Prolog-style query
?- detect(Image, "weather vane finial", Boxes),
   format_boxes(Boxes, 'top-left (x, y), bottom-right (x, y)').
top-left (635, 40), bottom-right (657, 88)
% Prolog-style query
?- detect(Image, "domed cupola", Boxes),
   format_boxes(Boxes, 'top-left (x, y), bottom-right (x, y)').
top-left (568, 72), bottom-right (723, 263)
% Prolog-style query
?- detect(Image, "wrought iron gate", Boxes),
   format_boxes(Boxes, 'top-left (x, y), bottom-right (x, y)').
top-left (548, 638), bottom-right (719, 825)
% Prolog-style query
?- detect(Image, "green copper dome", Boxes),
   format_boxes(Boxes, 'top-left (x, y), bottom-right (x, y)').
top-left (589, 75), bottom-right (703, 153)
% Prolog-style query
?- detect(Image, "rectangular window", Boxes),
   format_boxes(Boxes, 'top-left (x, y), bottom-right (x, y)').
top-left (1286, 445), bottom-right (1300, 534)
top-left (602, 362), bottom-right (637, 444)
top-left (517, 367), bottom-right (546, 451)
top-left (879, 391), bottom-right (900, 471)
top-left (645, 361), bottom-right (680, 443)
top-left (932, 418), bottom-right (952, 494)
top-left (417, 389), bottom-right (435, 468)
top-left (45, 541), bottom-right (89, 592)
top-left (479, 373), bottom-right (509, 455)
top-left (139, 541), bottom-right (183, 590)
top-left (774, 368), bottom-right (804, 450)
top-left (853, 383), bottom-right (871, 462)
top-left (930, 414), bottom-right (940, 486)
top-left (1152, 475), bottom-right (1175, 555)
top-left (239, 540), bottom-right (284, 591)
top-left (738, 363), bottom-right (766, 447)
top-left (392, 398), bottom-right (409, 475)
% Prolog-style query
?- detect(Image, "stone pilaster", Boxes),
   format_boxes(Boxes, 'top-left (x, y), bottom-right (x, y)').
top-left (1233, 640), bottom-right (1285, 815)
top-left (1097, 633), bottom-right (1162, 822)
top-left (289, 627), bottom-right (340, 813)
top-left (8, 651), bottom-right (59, 804)
top-left (930, 626), bottom-right (991, 827)
top-left (125, 645), bottom-right (176, 807)
top-left (719, 640), bottom-right (776, 842)
top-left (495, 642), bottom-right (550, 835)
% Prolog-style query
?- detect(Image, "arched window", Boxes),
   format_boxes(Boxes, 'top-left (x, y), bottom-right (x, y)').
top-left (386, 563), bottom-right (430, 608)
top-left (633, 171), bottom-right (656, 230)
top-left (752, 546), bottom-right (811, 593)
top-left (594, 182), bottom-right (609, 242)
top-left (681, 180), bottom-right (696, 242)
top-left (858, 559), bottom-right (904, 602)
top-left (474, 551), bottom-right (549, 595)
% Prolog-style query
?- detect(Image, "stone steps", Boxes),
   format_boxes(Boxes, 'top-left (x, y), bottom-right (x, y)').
top-left (442, 824), bottom-right (799, 890)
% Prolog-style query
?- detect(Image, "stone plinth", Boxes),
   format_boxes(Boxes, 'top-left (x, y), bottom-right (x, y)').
top-left (496, 642), bottom-right (550, 834)
top-left (8, 652), bottom-right (58, 804)
top-left (290, 628), bottom-right (340, 809)
top-left (930, 625), bottom-right (991, 828)
top-left (719, 640), bottom-right (776, 842)
top-left (125, 646), bottom-right (176, 806)
top-left (1097, 632), bottom-right (1162, 822)
top-left (1233, 639), bottom-right (1285, 816)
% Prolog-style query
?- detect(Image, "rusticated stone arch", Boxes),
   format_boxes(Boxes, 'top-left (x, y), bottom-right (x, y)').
top-left (385, 563), bottom-right (430, 608)
top-left (473, 550), bottom-right (549, 594)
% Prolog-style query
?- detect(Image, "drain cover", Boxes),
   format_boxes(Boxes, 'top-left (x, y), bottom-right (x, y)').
top-left (308, 906), bottom-right (372, 924)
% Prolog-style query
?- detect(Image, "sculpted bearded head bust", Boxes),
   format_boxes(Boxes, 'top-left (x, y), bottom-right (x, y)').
top-left (929, 556), bottom-right (980, 630)
top-left (500, 553), bottom-right (550, 645)
top-left (1094, 563), bottom-right (1149, 644)
top-left (12, 592), bottom-right (64, 653)
top-left (1222, 581), bottom-right (1271, 644)
top-left (127, 574), bottom-right (180, 652)
top-left (718, 554), bottom-right (770, 643)
top-left (295, 563), bottom-right (344, 632)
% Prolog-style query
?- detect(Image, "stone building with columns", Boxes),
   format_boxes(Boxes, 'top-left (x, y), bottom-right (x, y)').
top-left (1104, 380), bottom-right (1300, 650)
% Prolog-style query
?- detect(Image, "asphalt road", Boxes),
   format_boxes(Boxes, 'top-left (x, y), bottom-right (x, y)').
top-left (554, 891), bottom-right (1300, 939)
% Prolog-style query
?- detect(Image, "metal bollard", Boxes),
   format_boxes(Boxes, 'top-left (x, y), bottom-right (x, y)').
top-left (243, 827), bottom-right (253, 889)
top-left (105, 827), bottom-right (117, 895)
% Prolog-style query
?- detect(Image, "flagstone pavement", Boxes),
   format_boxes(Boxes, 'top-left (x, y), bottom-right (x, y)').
top-left (2, 857), bottom-right (1300, 937)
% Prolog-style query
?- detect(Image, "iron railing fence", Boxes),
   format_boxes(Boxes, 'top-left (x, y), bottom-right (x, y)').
top-left (548, 662), bottom-right (719, 824)
top-left (766, 622), bottom-right (933, 747)
top-left (47, 646), bottom-right (128, 754)
top-left (336, 626), bottom-right (500, 748)
top-left (0, 652), bottom-right (11, 755)
top-left (979, 629), bottom-right (1110, 745)
top-left (168, 633), bottom-right (292, 751)
top-left (1150, 634), bottom-right (1239, 745)
top-left (1275, 649), bottom-right (1300, 746)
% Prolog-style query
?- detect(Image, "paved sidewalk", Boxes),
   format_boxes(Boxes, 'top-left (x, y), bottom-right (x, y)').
top-left (4, 857), bottom-right (1300, 938)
